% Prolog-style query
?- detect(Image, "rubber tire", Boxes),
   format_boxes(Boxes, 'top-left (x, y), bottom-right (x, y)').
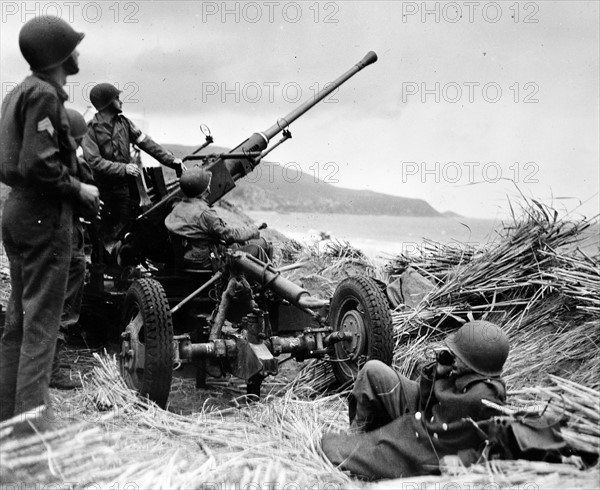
top-left (329, 275), bottom-right (394, 385)
top-left (120, 278), bottom-right (173, 408)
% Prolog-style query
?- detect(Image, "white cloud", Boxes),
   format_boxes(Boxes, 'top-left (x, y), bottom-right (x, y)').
top-left (1, 0), bottom-right (598, 218)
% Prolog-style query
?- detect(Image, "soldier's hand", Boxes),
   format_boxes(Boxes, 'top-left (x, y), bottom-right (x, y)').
top-left (125, 163), bottom-right (141, 176)
top-left (173, 158), bottom-right (186, 178)
top-left (436, 362), bottom-right (453, 377)
top-left (80, 182), bottom-right (99, 200)
top-left (78, 183), bottom-right (100, 219)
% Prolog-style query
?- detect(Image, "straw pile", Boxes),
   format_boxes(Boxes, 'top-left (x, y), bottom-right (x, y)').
top-left (1, 353), bottom-right (355, 488)
top-left (2, 354), bottom-right (598, 489)
top-left (1, 200), bottom-right (599, 488)
top-left (390, 203), bottom-right (599, 391)
top-left (294, 202), bottom-right (599, 393)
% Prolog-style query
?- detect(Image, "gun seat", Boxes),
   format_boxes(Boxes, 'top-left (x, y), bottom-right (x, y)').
top-left (168, 232), bottom-right (213, 275)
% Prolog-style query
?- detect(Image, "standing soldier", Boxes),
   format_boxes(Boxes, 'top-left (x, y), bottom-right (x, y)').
top-left (50, 108), bottom-right (96, 390)
top-left (81, 83), bottom-right (185, 258)
top-left (0, 16), bottom-right (99, 427)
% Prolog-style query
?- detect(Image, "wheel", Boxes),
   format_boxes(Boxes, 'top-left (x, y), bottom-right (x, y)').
top-left (120, 278), bottom-right (173, 408)
top-left (329, 275), bottom-right (394, 385)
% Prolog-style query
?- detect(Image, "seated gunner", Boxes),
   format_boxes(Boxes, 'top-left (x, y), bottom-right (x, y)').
top-left (165, 167), bottom-right (267, 268)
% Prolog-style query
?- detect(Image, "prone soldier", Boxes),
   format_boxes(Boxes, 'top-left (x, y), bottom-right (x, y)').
top-left (322, 321), bottom-right (510, 479)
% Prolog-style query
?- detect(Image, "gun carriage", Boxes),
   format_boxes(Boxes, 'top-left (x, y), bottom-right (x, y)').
top-left (82, 52), bottom-right (394, 407)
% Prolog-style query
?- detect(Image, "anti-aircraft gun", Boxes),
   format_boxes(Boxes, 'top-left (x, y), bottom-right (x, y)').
top-left (82, 52), bottom-right (394, 407)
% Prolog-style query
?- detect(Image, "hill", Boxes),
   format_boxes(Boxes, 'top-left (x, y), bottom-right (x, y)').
top-left (163, 144), bottom-right (442, 217)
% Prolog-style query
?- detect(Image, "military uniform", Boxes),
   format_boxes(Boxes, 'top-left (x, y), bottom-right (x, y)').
top-left (322, 359), bottom-right (506, 480)
top-left (165, 196), bottom-right (260, 268)
top-left (59, 155), bottom-right (94, 333)
top-left (81, 113), bottom-right (178, 241)
top-left (0, 74), bottom-right (88, 420)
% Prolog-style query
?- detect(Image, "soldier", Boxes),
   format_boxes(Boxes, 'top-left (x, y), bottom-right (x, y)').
top-left (50, 108), bottom-right (95, 390)
top-left (322, 321), bottom-right (510, 480)
top-left (165, 167), bottom-right (267, 268)
top-left (81, 83), bottom-right (185, 255)
top-left (0, 16), bottom-right (99, 426)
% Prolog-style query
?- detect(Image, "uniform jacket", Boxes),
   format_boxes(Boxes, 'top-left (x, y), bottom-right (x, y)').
top-left (81, 113), bottom-right (176, 187)
top-left (322, 363), bottom-right (506, 480)
top-left (72, 155), bottom-right (97, 219)
top-left (165, 196), bottom-right (259, 267)
top-left (0, 74), bottom-right (81, 201)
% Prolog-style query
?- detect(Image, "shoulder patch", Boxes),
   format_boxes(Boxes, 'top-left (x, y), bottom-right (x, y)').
top-left (37, 117), bottom-right (55, 136)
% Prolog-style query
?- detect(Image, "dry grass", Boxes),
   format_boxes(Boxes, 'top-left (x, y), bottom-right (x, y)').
top-left (2, 353), bottom-right (598, 489)
top-left (1, 200), bottom-right (599, 488)
top-left (2, 353), bottom-right (354, 488)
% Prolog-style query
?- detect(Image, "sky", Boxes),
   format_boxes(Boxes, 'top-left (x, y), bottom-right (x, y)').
top-left (1, 0), bottom-right (598, 219)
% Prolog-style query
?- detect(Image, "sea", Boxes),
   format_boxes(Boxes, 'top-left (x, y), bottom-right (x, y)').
top-left (246, 211), bottom-right (504, 259)
top-left (246, 211), bottom-right (600, 260)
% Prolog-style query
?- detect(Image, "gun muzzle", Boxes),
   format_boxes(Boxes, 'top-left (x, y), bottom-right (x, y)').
top-left (358, 51), bottom-right (378, 69)
top-left (206, 51), bottom-right (378, 205)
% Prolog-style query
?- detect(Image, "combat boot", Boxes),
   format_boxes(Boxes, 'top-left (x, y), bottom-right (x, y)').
top-left (49, 342), bottom-right (82, 390)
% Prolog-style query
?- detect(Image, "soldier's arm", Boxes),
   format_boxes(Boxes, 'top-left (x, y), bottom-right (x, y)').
top-left (463, 381), bottom-right (507, 420)
top-left (417, 362), bottom-right (437, 408)
top-left (127, 118), bottom-right (179, 169)
top-left (19, 88), bottom-right (81, 200)
top-left (202, 209), bottom-right (259, 245)
top-left (76, 155), bottom-right (95, 184)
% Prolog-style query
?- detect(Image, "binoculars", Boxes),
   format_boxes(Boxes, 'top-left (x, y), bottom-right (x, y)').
top-left (436, 349), bottom-right (456, 366)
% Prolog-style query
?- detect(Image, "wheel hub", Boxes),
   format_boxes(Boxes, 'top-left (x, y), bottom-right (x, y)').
top-left (338, 309), bottom-right (366, 361)
top-left (120, 313), bottom-right (145, 385)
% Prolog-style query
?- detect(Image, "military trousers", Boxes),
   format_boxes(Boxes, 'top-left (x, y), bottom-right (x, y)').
top-left (0, 187), bottom-right (73, 421)
top-left (58, 220), bottom-right (86, 342)
top-left (350, 359), bottom-right (420, 432)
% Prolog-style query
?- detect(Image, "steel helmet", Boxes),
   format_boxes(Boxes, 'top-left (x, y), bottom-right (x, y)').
top-left (179, 167), bottom-right (211, 197)
top-left (445, 321), bottom-right (509, 377)
top-left (19, 16), bottom-right (84, 71)
top-left (89, 83), bottom-right (121, 111)
top-left (65, 108), bottom-right (87, 140)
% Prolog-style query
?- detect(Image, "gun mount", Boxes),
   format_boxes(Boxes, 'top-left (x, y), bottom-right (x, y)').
top-left (114, 52), bottom-right (378, 269)
top-left (81, 52), bottom-right (393, 408)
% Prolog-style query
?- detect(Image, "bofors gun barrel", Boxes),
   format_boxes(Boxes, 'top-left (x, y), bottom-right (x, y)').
top-left (231, 252), bottom-right (329, 314)
top-left (206, 51), bottom-right (378, 205)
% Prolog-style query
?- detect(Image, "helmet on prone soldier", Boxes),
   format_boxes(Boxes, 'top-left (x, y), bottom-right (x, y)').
top-left (19, 16), bottom-right (84, 72)
top-left (179, 167), bottom-right (211, 198)
top-left (445, 320), bottom-right (509, 377)
top-left (90, 83), bottom-right (121, 111)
